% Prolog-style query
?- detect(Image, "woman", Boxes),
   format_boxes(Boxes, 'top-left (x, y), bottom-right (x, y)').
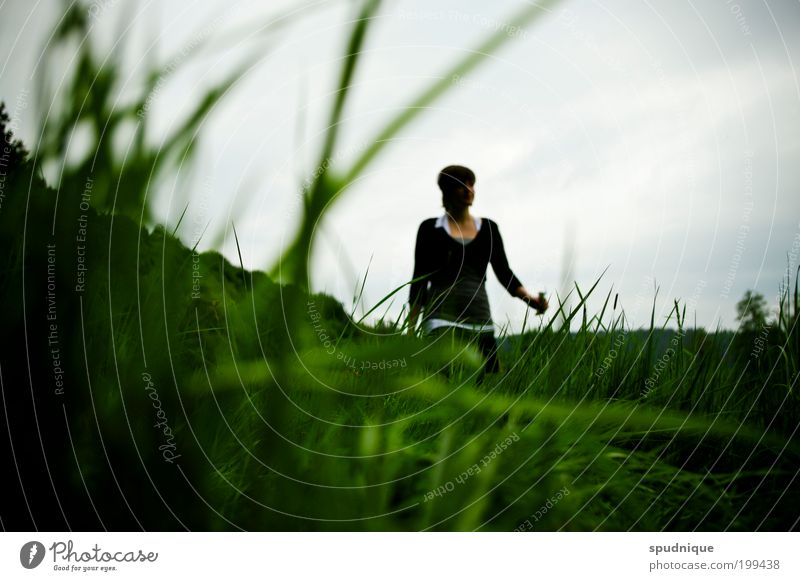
top-left (407, 165), bottom-right (548, 375)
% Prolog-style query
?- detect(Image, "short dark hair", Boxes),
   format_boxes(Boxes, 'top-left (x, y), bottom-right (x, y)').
top-left (437, 165), bottom-right (475, 194)
top-left (438, 165), bottom-right (475, 213)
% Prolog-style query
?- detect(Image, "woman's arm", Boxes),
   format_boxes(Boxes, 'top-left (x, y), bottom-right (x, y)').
top-left (513, 286), bottom-right (548, 313)
top-left (488, 220), bottom-right (548, 313)
top-left (488, 220), bottom-right (524, 295)
top-left (407, 221), bottom-right (433, 335)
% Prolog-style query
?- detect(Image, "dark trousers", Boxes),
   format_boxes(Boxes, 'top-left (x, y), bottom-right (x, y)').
top-left (428, 326), bottom-right (501, 376)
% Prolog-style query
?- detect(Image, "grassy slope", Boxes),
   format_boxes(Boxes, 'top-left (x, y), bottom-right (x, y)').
top-left (1, 125), bottom-right (798, 530)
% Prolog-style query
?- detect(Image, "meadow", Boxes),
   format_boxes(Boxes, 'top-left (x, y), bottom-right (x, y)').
top-left (0, 0), bottom-right (798, 531)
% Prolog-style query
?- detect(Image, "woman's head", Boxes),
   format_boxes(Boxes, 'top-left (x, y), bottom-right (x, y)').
top-left (438, 165), bottom-right (475, 213)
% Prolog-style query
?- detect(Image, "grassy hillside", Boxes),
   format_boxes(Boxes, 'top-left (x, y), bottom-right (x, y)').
top-left (2, 108), bottom-right (798, 531)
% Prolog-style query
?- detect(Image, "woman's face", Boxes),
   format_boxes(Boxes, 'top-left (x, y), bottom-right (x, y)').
top-left (450, 180), bottom-right (475, 209)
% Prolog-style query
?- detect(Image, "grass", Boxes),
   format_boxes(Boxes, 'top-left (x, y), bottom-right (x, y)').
top-left (3, 136), bottom-right (797, 529)
top-left (1, 0), bottom-right (798, 531)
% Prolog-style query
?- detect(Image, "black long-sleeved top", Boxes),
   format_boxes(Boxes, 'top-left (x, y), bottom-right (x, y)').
top-left (409, 217), bottom-right (523, 326)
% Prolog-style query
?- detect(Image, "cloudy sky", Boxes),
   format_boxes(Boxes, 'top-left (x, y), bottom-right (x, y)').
top-left (2, 0), bottom-right (799, 332)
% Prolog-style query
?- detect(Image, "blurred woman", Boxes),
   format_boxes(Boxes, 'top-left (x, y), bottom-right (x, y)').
top-left (407, 165), bottom-right (547, 375)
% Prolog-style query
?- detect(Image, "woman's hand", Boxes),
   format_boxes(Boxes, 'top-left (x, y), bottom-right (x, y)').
top-left (526, 294), bottom-right (548, 314)
top-left (515, 286), bottom-right (548, 314)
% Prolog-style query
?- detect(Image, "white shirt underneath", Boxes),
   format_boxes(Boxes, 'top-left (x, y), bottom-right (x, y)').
top-left (422, 318), bottom-right (495, 335)
top-left (436, 214), bottom-right (482, 243)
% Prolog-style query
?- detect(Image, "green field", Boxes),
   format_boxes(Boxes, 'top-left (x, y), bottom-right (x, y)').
top-left (2, 119), bottom-right (798, 529)
top-left (1, 1), bottom-right (798, 531)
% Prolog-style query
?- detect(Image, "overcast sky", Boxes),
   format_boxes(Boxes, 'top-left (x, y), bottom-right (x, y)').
top-left (2, 0), bottom-right (799, 332)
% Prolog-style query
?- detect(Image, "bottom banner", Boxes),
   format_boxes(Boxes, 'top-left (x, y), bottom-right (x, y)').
top-left (1, 533), bottom-right (796, 580)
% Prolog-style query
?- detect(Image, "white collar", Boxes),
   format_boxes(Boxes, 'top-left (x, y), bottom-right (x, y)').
top-left (435, 215), bottom-right (482, 236)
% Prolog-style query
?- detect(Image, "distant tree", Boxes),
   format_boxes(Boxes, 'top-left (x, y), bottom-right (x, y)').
top-left (736, 290), bottom-right (769, 332)
top-left (0, 102), bottom-right (29, 173)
